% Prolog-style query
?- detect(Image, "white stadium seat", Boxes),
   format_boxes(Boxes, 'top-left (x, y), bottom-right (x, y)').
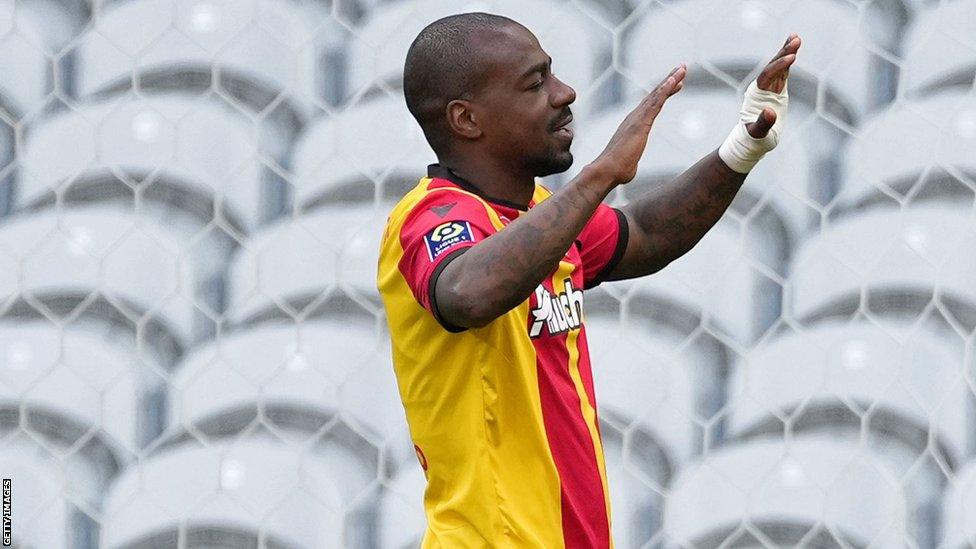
top-left (664, 436), bottom-right (907, 547)
top-left (226, 203), bottom-right (389, 324)
top-left (291, 96), bottom-right (436, 208)
top-left (100, 438), bottom-right (368, 549)
top-left (900, 0), bottom-right (976, 94)
top-left (75, 0), bottom-right (339, 119)
top-left (835, 91), bottom-right (976, 212)
top-left (346, 0), bottom-right (611, 99)
top-left (0, 0), bottom-right (88, 120)
top-left (0, 207), bottom-right (198, 346)
top-left (599, 422), bottom-right (666, 548)
top-left (0, 436), bottom-right (94, 548)
top-left (377, 464), bottom-right (427, 549)
top-left (588, 313), bottom-right (719, 546)
top-left (572, 88), bottom-right (816, 243)
top-left (943, 460), bottom-right (976, 548)
top-left (0, 322), bottom-right (142, 459)
top-left (168, 320), bottom-right (411, 463)
top-left (599, 213), bottom-right (782, 349)
top-left (585, 315), bottom-right (705, 476)
top-left (728, 320), bottom-right (969, 469)
top-left (788, 204), bottom-right (976, 325)
top-left (18, 93), bottom-right (265, 232)
top-left (623, 0), bottom-right (897, 121)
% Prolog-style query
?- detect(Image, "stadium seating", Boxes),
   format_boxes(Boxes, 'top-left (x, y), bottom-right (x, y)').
top-left (18, 93), bottom-right (266, 233)
top-left (290, 96), bottom-right (436, 208)
top-left (74, 0), bottom-right (339, 123)
top-left (346, 0), bottom-right (612, 100)
top-left (0, 0), bottom-right (88, 120)
top-left (900, 0), bottom-right (976, 94)
top-left (622, 0), bottom-right (903, 121)
top-left (167, 319), bottom-right (412, 465)
top-left (225, 203), bottom-right (389, 325)
top-left (2, 0), bottom-right (974, 547)
top-left (600, 424), bottom-right (666, 548)
top-left (377, 464), bottom-right (427, 549)
top-left (0, 322), bottom-right (142, 461)
top-left (833, 91), bottom-right (976, 213)
top-left (0, 435), bottom-right (92, 548)
top-left (664, 436), bottom-right (908, 547)
top-left (942, 460), bottom-right (976, 548)
top-left (598, 213), bottom-right (783, 349)
top-left (788, 204), bottom-right (976, 328)
top-left (0, 206), bottom-right (199, 346)
top-left (728, 320), bottom-right (968, 469)
top-left (727, 318), bottom-right (966, 547)
top-left (586, 314), bottom-right (709, 477)
top-left (587, 311), bottom-right (719, 546)
top-left (99, 438), bottom-right (370, 549)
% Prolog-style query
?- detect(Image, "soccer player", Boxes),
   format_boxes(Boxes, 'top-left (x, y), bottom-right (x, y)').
top-left (377, 12), bottom-right (800, 548)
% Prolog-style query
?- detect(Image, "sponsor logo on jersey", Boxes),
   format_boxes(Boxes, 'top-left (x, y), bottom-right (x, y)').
top-left (529, 277), bottom-right (583, 338)
top-left (424, 221), bottom-right (475, 261)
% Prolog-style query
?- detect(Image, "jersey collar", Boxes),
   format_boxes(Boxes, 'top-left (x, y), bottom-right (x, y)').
top-left (427, 163), bottom-right (531, 211)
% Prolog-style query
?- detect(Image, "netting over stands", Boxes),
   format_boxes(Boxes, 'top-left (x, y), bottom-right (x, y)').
top-left (0, 0), bottom-right (973, 547)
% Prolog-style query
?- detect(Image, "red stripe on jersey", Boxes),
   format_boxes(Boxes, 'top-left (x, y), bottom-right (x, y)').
top-left (534, 325), bottom-right (611, 548)
top-left (574, 324), bottom-right (600, 423)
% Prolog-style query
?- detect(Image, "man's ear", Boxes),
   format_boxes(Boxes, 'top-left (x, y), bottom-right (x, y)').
top-left (446, 99), bottom-right (483, 140)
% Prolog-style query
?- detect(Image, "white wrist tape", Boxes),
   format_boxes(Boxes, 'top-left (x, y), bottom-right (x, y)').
top-left (718, 79), bottom-right (789, 173)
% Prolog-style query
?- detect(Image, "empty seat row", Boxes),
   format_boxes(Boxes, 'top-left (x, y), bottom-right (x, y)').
top-left (168, 319), bottom-right (411, 466)
top-left (0, 0), bottom-right (957, 148)
top-left (665, 435), bottom-right (909, 547)
top-left (15, 86), bottom-right (973, 240)
top-left (100, 438), bottom-right (371, 548)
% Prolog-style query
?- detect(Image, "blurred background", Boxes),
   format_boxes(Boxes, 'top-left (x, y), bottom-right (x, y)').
top-left (0, 0), bottom-right (974, 547)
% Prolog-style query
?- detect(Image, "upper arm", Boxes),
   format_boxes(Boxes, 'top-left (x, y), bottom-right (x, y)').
top-left (597, 205), bottom-right (670, 282)
top-left (396, 192), bottom-right (496, 331)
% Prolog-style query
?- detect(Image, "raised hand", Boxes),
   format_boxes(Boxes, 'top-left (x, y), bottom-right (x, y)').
top-left (592, 64), bottom-right (687, 185)
top-left (747, 34), bottom-right (801, 138)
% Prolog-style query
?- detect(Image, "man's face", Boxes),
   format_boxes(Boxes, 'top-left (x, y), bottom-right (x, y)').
top-left (470, 24), bottom-right (577, 177)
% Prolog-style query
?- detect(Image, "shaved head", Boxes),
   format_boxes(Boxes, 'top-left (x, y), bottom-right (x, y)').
top-left (403, 12), bottom-right (519, 156)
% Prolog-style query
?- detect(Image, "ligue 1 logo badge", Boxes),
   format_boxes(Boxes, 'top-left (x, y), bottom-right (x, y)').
top-left (424, 221), bottom-right (475, 261)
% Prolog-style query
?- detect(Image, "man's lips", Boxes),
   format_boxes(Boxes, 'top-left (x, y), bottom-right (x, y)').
top-left (552, 113), bottom-right (574, 139)
top-left (551, 113), bottom-right (573, 132)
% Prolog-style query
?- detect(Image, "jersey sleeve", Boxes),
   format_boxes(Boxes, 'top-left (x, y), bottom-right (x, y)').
top-left (397, 191), bottom-right (497, 332)
top-left (577, 203), bottom-right (629, 290)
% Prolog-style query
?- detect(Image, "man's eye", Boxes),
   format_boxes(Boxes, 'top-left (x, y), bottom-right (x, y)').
top-left (530, 81), bottom-right (544, 90)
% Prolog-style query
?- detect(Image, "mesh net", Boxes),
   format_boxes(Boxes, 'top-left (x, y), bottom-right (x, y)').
top-left (0, 0), bottom-right (974, 547)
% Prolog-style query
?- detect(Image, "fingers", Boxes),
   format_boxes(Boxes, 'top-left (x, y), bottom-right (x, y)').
top-left (769, 33), bottom-right (801, 64)
top-left (757, 34), bottom-right (801, 92)
top-left (757, 53), bottom-right (796, 92)
top-left (644, 64), bottom-right (687, 113)
top-left (745, 107), bottom-right (776, 138)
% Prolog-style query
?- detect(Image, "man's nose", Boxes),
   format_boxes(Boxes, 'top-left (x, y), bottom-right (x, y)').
top-left (551, 75), bottom-right (576, 108)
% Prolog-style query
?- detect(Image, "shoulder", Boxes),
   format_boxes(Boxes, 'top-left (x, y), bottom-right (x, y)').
top-left (385, 177), bottom-right (499, 239)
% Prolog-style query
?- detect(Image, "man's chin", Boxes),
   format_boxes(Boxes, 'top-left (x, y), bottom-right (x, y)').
top-left (534, 152), bottom-right (574, 177)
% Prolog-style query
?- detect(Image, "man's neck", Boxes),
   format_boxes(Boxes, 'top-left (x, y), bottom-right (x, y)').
top-left (439, 157), bottom-right (535, 210)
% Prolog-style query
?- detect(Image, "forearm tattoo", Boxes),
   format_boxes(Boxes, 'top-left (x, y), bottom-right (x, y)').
top-left (627, 150), bottom-right (747, 275)
top-left (442, 177), bottom-right (610, 325)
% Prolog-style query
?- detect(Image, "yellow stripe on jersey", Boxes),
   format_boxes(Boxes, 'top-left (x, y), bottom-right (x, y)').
top-left (378, 177), bottom-right (567, 548)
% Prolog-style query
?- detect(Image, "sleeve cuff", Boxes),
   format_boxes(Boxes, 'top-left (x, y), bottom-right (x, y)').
top-left (586, 207), bottom-right (630, 289)
top-left (427, 246), bottom-right (471, 333)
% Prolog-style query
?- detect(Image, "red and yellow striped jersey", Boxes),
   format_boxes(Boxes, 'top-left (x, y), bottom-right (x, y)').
top-left (377, 164), bottom-right (628, 548)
